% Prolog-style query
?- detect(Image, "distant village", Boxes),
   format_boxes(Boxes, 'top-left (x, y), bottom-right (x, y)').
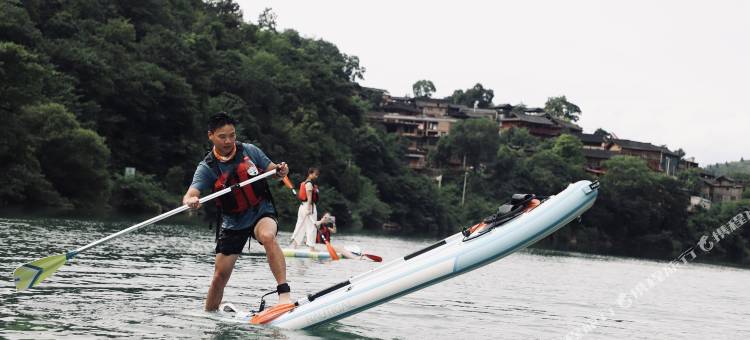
top-left (363, 89), bottom-right (745, 211)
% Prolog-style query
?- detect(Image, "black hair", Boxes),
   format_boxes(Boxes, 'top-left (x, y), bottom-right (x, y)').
top-left (208, 112), bottom-right (237, 132)
top-left (308, 167), bottom-right (320, 175)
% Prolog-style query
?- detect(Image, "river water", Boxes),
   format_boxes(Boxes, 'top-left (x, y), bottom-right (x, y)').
top-left (1, 217), bottom-right (749, 339)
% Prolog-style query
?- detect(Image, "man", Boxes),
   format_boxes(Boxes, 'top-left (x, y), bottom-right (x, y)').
top-left (290, 167), bottom-right (320, 250)
top-left (183, 112), bottom-right (291, 311)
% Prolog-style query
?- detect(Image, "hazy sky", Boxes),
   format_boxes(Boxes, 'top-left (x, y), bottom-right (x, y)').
top-left (236, 0), bottom-right (749, 166)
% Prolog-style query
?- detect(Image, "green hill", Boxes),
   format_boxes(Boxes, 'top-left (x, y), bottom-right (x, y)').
top-left (705, 159), bottom-right (750, 181)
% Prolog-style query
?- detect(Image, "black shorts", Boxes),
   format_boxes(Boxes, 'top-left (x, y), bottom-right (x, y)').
top-left (215, 213), bottom-right (278, 255)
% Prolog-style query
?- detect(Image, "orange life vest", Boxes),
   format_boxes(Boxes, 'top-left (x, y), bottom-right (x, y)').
top-left (316, 223), bottom-right (332, 244)
top-left (297, 180), bottom-right (319, 203)
top-left (206, 142), bottom-right (271, 214)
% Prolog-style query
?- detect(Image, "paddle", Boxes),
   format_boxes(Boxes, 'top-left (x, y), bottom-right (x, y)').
top-left (342, 246), bottom-right (382, 262)
top-left (362, 254), bottom-right (383, 262)
top-left (13, 169), bottom-right (279, 291)
top-left (281, 176), bottom-right (297, 195)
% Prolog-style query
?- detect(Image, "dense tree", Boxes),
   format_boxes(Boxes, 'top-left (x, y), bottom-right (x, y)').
top-left (22, 103), bottom-right (111, 209)
top-left (412, 79), bottom-right (436, 98)
top-left (0, 42), bottom-right (71, 207)
top-left (432, 118), bottom-right (500, 170)
top-left (544, 95), bottom-right (581, 122)
top-left (446, 83), bottom-right (494, 108)
top-left (584, 156), bottom-right (690, 257)
top-left (257, 7), bottom-right (277, 31)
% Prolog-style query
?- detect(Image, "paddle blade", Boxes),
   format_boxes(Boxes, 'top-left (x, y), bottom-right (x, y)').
top-left (13, 253), bottom-right (69, 291)
top-left (363, 254), bottom-right (383, 262)
top-left (325, 241), bottom-right (340, 261)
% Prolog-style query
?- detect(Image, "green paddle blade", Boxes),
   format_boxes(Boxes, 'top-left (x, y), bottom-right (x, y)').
top-left (13, 253), bottom-right (71, 291)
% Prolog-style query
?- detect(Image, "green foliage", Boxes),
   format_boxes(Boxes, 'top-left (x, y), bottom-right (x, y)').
top-left (0, 42), bottom-right (51, 109)
top-left (110, 173), bottom-right (174, 214)
top-left (352, 177), bottom-right (391, 230)
top-left (552, 134), bottom-right (585, 164)
top-left (544, 96), bottom-right (581, 122)
top-left (433, 119), bottom-right (500, 170)
top-left (22, 103), bottom-right (112, 209)
top-left (0, 1), bottom-right (41, 46)
top-left (687, 200), bottom-right (750, 264)
top-left (676, 167), bottom-right (704, 194)
top-left (412, 79), bottom-right (436, 98)
top-left (351, 126), bottom-right (404, 179)
top-left (377, 174), bottom-right (447, 235)
top-left (446, 83), bottom-right (494, 108)
top-left (257, 8), bottom-right (277, 31)
top-left (0, 42), bottom-right (74, 207)
top-left (499, 127), bottom-right (539, 149)
top-left (705, 158), bottom-right (750, 177)
top-left (584, 156), bottom-right (690, 257)
top-left (342, 54), bottom-right (365, 82)
top-left (524, 134), bottom-right (586, 194)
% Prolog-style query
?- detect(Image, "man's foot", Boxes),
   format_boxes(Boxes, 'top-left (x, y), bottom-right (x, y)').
top-left (278, 292), bottom-right (292, 305)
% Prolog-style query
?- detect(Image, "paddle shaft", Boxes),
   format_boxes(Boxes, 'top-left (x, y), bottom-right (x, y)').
top-left (74, 169), bottom-right (278, 254)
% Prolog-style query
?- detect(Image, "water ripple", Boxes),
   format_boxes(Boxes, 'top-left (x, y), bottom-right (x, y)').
top-left (2, 218), bottom-right (750, 339)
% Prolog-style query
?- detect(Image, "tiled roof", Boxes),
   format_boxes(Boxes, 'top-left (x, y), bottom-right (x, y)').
top-left (700, 177), bottom-right (743, 188)
top-left (548, 115), bottom-right (583, 131)
top-left (493, 104), bottom-right (513, 110)
top-left (501, 112), bottom-right (556, 126)
top-left (575, 133), bottom-right (605, 144)
top-left (611, 139), bottom-right (678, 156)
top-left (525, 107), bottom-right (545, 113)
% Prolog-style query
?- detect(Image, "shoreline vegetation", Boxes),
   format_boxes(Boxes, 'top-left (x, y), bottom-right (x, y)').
top-left (1, 1), bottom-right (748, 267)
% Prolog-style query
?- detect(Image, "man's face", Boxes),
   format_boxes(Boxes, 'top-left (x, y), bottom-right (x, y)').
top-left (208, 124), bottom-right (236, 154)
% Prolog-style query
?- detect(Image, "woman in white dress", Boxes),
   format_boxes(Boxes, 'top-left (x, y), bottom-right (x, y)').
top-left (290, 167), bottom-right (319, 250)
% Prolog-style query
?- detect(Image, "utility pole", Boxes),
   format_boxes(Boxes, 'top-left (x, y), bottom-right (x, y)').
top-left (461, 154), bottom-right (468, 206)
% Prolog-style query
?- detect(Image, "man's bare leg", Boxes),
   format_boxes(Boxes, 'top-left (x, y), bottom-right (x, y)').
top-left (205, 253), bottom-right (239, 311)
top-left (255, 217), bottom-right (291, 304)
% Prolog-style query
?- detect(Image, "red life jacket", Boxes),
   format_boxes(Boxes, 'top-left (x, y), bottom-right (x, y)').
top-left (297, 180), bottom-right (319, 203)
top-left (206, 142), bottom-right (271, 214)
top-left (316, 223), bottom-right (332, 244)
